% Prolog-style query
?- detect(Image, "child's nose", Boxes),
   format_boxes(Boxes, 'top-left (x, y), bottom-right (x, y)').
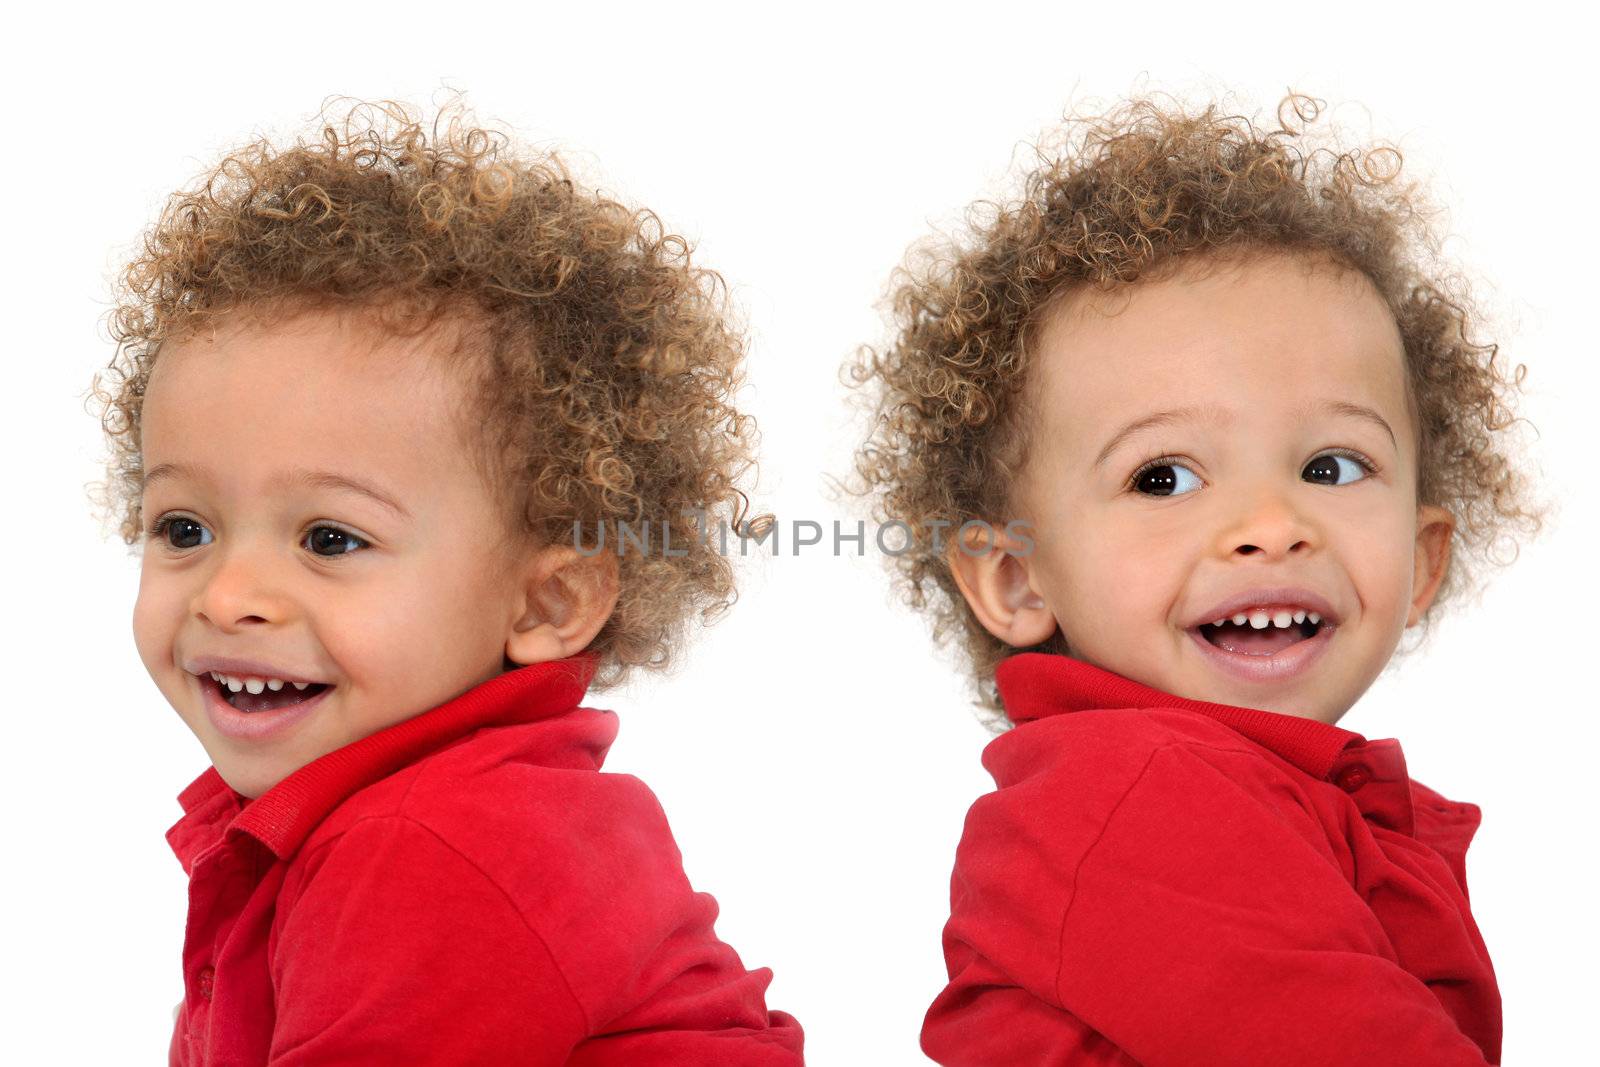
top-left (1215, 488), bottom-right (1319, 559)
top-left (189, 546), bottom-right (297, 628)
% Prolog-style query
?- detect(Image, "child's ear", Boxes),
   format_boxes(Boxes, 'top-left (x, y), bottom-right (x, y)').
top-left (1406, 504), bottom-right (1456, 628)
top-left (946, 522), bottom-right (1058, 648)
top-left (505, 544), bottom-right (621, 666)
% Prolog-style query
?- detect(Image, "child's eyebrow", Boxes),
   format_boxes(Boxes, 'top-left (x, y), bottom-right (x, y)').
top-left (1092, 399), bottom-right (1396, 469)
top-left (1093, 405), bottom-right (1232, 469)
top-left (142, 462), bottom-right (411, 520)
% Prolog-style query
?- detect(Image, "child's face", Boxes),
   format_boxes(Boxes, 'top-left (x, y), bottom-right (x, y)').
top-left (955, 251), bottom-right (1454, 723)
top-left (133, 307), bottom-right (590, 798)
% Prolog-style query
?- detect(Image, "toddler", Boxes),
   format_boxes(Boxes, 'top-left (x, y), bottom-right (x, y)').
top-left (847, 90), bottom-right (1547, 1066)
top-left (90, 98), bottom-right (803, 1066)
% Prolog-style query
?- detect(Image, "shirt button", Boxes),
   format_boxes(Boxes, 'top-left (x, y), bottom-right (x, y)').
top-left (198, 966), bottom-right (215, 1001)
top-left (1336, 765), bottom-right (1371, 792)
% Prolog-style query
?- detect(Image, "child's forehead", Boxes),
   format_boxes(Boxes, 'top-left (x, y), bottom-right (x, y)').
top-left (169, 300), bottom-right (471, 362)
top-left (1035, 255), bottom-right (1401, 386)
top-left (1046, 247), bottom-right (1380, 332)
top-left (1023, 254), bottom-right (1410, 450)
top-left (141, 308), bottom-right (482, 494)
top-left (151, 305), bottom-right (474, 399)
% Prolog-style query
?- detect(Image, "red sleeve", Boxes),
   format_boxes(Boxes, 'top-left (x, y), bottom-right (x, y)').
top-left (925, 740), bottom-right (1495, 1067)
top-left (272, 779), bottom-right (804, 1067)
top-left (923, 950), bottom-right (1140, 1066)
top-left (530, 773), bottom-right (805, 1067)
top-left (267, 814), bottom-right (587, 1066)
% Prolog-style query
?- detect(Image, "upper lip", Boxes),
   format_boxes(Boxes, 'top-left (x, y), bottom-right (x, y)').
top-left (1186, 586), bottom-right (1341, 630)
top-left (184, 655), bottom-right (332, 685)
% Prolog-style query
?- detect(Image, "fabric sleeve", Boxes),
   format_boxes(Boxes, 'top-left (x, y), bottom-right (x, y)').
top-left (923, 950), bottom-right (1142, 1065)
top-left (266, 814), bottom-right (587, 1067)
top-left (926, 741), bottom-right (1496, 1067)
top-left (523, 773), bottom-right (806, 1067)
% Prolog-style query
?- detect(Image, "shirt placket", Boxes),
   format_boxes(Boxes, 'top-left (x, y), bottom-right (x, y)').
top-left (1329, 738), bottom-right (1415, 836)
top-left (177, 831), bottom-right (258, 1063)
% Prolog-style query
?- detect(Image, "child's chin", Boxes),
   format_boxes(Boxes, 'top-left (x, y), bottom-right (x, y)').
top-left (209, 758), bottom-right (281, 802)
top-left (205, 733), bottom-right (327, 802)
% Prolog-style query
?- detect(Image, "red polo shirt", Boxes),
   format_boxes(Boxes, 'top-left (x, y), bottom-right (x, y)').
top-left (922, 652), bottom-right (1501, 1066)
top-left (164, 652), bottom-right (804, 1066)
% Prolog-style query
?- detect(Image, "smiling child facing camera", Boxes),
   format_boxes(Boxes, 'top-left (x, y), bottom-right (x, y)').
top-left (90, 98), bottom-right (803, 1066)
top-left (848, 90), bottom-right (1548, 1066)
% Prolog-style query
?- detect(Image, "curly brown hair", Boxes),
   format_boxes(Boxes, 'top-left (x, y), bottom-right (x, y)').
top-left (843, 89), bottom-right (1551, 723)
top-left (87, 96), bottom-right (763, 691)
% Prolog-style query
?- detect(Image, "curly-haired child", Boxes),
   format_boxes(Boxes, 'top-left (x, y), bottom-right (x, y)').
top-left (89, 97), bottom-right (803, 1066)
top-left (846, 89), bottom-right (1549, 1066)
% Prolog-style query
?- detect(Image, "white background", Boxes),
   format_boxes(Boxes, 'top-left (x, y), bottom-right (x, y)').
top-left (5, 2), bottom-right (1595, 1062)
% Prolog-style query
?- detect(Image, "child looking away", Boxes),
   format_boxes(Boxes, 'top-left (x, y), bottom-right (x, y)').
top-left (847, 90), bottom-right (1547, 1066)
top-left (90, 98), bottom-right (803, 1066)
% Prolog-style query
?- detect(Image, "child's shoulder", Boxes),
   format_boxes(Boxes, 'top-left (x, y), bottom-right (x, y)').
top-left (959, 705), bottom-right (1334, 884)
top-left (270, 706), bottom-right (756, 1037)
top-left (950, 707), bottom-right (1355, 948)
top-left (983, 702), bottom-right (1303, 799)
top-left (294, 704), bottom-right (683, 903)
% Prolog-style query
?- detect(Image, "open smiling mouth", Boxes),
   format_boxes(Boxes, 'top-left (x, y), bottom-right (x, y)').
top-left (1197, 615), bottom-right (1324, 655)
top-left (203, 673), bottom-right (334, 713)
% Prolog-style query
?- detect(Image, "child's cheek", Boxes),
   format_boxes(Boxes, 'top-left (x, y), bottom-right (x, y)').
top-left (131, 579), bottom-right (173, 684)
top-left (1079, 513), bottom-right (1175, 580)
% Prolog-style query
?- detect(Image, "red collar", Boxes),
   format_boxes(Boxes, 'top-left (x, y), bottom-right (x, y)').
top-left (995, 652), bottom-right (1366, 780)
top-left (171, 651), bottom-right (599, 862)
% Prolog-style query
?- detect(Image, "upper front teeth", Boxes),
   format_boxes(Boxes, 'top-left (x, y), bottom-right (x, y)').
top-left (209, 671), bottom-right (315, 693)
top-left (1212, 609), bottom-right (1323, 629)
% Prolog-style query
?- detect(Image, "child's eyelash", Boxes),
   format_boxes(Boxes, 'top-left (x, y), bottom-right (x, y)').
top-left (1125, 448), bottom-right (1380, 488)
top-left (147, 514), bottom-right (183, 538)
top-left (1126, 455), bottom-right (1186, 487)
top-left (1321, 447), bottom-right (1381, 474)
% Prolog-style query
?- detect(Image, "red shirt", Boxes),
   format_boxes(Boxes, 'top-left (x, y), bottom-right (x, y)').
top-left (165, 652), bottom-right (804, 1066)
top-left (922, 652), bottom-right (1501, 1066)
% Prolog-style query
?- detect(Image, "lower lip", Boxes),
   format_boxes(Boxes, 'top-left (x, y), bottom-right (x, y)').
top-left (1187, 622), bottom-right (1336, 683)
top-left (201, 674), bottom-right (333, 742)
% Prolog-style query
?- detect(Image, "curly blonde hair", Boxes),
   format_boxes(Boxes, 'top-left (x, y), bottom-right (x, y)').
top-left (844, 89), bottom-right (1551, 722)
top-left (87, 96), bottom-right (762, 691)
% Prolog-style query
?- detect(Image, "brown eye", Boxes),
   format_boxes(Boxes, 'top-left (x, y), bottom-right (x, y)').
top-left (1304, 452), bottom-right (1374, 486)
top-left (150, 516), bottom-right (210, 550)
top-left (304, 525), bottom-right (369, 557)
top-left (1130, 459), bottom-right (1201, 497)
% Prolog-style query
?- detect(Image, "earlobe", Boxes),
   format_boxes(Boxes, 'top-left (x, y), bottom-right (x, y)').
top-left (946, 523), bottom-right (1058, 648)
top-left (1407, 504), bottom-right (1456, 628)
top-left (505, 545), bottom-right (621, 666)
